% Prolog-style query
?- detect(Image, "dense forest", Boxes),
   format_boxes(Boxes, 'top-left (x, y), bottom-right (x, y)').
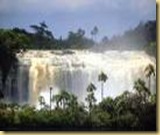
top-left (0, 20), bottom-right (157, 131)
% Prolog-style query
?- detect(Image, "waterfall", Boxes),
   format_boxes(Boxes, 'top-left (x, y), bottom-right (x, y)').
top-left (5, 50), bottom-right (156, 106)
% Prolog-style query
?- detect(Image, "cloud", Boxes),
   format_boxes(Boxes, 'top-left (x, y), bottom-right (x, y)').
top-left (0, 0), bottom-right (155, 14)
top-left (21, 0), bottom-right (91, 10)
top-left (0, 0), bottom-right (12, 12)
top-left (52, 0), bottom-right (93, 10)
top-left (0, 0), bottom-right (94, 13)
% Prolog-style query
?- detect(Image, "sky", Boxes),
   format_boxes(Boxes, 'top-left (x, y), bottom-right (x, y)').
top-left (0, 0), bottom-right (156, 40)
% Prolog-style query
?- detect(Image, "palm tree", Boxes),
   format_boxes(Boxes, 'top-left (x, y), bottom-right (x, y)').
top-left (68, 94), bottom-right (78, 108)
top-left (52, 94), bottom-right (62, 109)
top-left (85, 83), bottom-right (97, 112)
top-left (38, 96), bottom-right (45, 109)
top-left (144, 64), bottom-right (155, 91)
top-left (49, 87), bottom-right (52, 112)
top-left (52, 90), bottom-right (70, 109)
top-left (60, 90), bottom-right (70, 109)
top-left (86, 83), bottom-right (96, 92)
top-left (98, 71), bottom-right (108, 101)
top-left (91, 26), bottom-right (99, 42)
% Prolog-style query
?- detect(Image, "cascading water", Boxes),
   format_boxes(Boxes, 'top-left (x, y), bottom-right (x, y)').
top-left (5, 50), bottom-right (156, 107)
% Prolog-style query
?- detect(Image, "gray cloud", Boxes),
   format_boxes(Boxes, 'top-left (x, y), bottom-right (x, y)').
top-left (0, 0), bottom-right (156, 39)
top-left (0, 0), bottom-right (94, 13)
top-left (0, 0), bottom-right (156, 13)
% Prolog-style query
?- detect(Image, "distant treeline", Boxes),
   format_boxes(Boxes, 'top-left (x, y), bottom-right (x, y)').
top-left (5, 20), bottom-right (156, 55)
top-left (99, 20), bottom-right (156, 57)
top-left (12, 22), bottom-right (95, 50)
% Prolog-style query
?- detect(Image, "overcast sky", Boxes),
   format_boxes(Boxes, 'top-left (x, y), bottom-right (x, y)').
top-left (0, 0), bottom-right (156, 40)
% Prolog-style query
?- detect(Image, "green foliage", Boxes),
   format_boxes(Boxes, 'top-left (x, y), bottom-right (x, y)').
top-left (134, 78), bottom-right (150, 103)
top-left (99, 97), bottom-right (115, 117)
top-left (135, 79), bottom-right (150, 95)
top-left (145, 64), bottom-right (155, 78)
top-left (150, 94), bottom-right (156, 104)
top-left (65, 29), bottom-right (93, 49)
top-left (30, 21), bottom-right (54, 49)
top-left (13, 23), bottom-right (94, 50)
top-left (144, 64), bottom-right (155, 91)
top-left (85, 83), bottom-right (97, 112)
top-left (52, 90), bottom-right (70, 109)
top-left (0, 29), bottom-right (29, 92)
top-left (38, 96), bottom-right (46, 109)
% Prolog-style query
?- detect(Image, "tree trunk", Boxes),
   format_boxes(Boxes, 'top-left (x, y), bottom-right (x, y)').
top-left (63, 99), bottom-right (65, 110)
top-left (149, 77), bottom-right (151, 91)
top-left (101, 82), bottom-right (104, 101)
top-left (56, 101), bottom-right (59, 109)
top-left (41, 103), bottom-right (42, 110)
top-left (49, 88), bottom-right (52, 113)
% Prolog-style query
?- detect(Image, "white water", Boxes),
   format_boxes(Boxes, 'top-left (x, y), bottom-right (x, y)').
top-left (2, 51), bottom-right (156, 106)
top-left (7, 50), bottom-right (156, 106)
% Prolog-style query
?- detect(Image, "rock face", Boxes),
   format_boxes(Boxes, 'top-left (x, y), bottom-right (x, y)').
top-left (2, 50), bottom-right (156, 106)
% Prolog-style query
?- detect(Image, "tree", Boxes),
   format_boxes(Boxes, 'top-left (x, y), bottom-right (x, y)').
top-left (133, 78), bottom-right (150, 103)
top-left (91, 26), bottom-right (98, 42)
top-left (67, 94), bottom-right (78, 110)
top-left (38, 96), bottom-right (45, 109)
top-left (52, 94), bottom-right (62, 109)
top-left (67, 94), bottom-right (79, 120)
top-left (40, 21), bottom-right (48, 29)
top-left (101, 36), bottom-right (109, 44)
top-left (52, 90), bottom-right (70, 110)
top-left (85, 83), bottom-right (97, 112)
top-left (0, 29), bottom-right (29, 93)
top-left (98, 72), bottom-right (108, 101)
top-left (60, 90), bottom-right (70, 109)
top-left (99, 97), bottom-right (114, 116)
top-left (144, 64), bottom-right (155, 91)
top-left (66, 28), bottom-right (87, 49)
top-left (30, 22), bottom-right (54, 49)
top-left (37, 21), bottom-right (54, 39)
top-left (77, 28), bottom-right (85, 37)
top-left (114, 91), bottom-right (131, 117)
top-left (49, 87), bottom-right (53, 112)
